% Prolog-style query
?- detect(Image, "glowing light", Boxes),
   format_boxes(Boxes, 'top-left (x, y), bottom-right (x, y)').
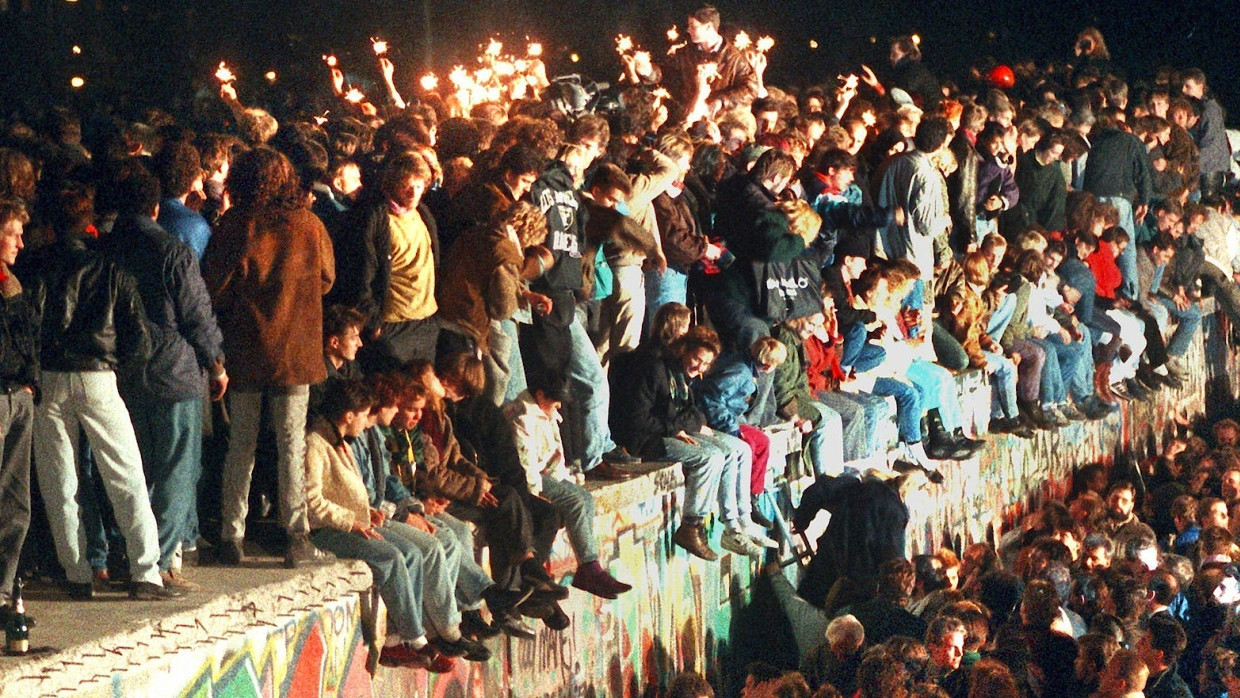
top-left (420, 73), bottom-right (439, 91)
top-left (214, 61), bottom-right (236, 84)
top-left (667, 26), bottom-right (679, 42)
top-left (71, 45), bottom-right (81, 55)
top-left (70, 76), bottom-right (85, 88)
top-left (484, 38), bottom-right (503, 57)
top-left (344, 87), bottom-right (365, 103)
top-left (861, 111), bottom-right (877, 127)
top-left (265, 71), bottom-right (277, 82)
top-left (756, 36), bottom-right (775, 52)
top-left (323, 55), bottom-right (338, 67)
top-left (912, 34), bottom-right (921, 45)
top-left (527, 42), bottom-right (543, 57)
top-left (615, 35), bottom-right (633, 54)
top-left (733, 32), bottom-right (751, 51)
top-left (809, 39), bottom-right (819, 49)
top-left (570, 53), bottom-right (580, 63)
top-left (371, 38), bottom-right (388, 56)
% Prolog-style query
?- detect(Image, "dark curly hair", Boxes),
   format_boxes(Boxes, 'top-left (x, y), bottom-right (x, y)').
top-left (225, 146), bottom-right (303, 212)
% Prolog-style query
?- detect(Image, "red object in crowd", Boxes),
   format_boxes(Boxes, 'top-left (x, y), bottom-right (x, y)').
top-left (987, 64), bottom-right (1015, 90)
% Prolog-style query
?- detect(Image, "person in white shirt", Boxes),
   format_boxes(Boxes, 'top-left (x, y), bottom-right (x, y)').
top-left (504, 375), bottom-right (633, 600)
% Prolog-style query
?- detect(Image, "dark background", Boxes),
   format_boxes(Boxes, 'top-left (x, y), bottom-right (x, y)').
top-left (1, 0), bottom-right (1235, 122)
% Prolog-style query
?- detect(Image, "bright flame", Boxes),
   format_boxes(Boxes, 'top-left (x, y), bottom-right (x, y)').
top-left (733, 32), bottom-right (751, 51)
top-left (861, 111), bottom-right (877, 127)
top-left (570, 53), bottom-right (580, 63)
top-left (493, 61), bottom-right (516, 78)
top-left (323, 54), bottom-right (338, 67)
top-left (71, 45), bottom-right (81, 55)
top-left (449, 66), bottom-right (471, 89)
top-left (344, 87), bottom-right (365, 103)
top-left (911, 34), bottom-right (921, 45)
top-left (371, 38), bottom-right (389, 56)
top-left (809, 39), bottom-right (819, 49)
top-left (214, 61), bottom-right (236, 84)
top-left (265, 71), bottom-right (277, 82)
top-left (313, 112), bottom-right (329, 126)
top-left (634, 50), bottom-right (651, 65)
top-left (756, 36), bottom-right (775, 52)
top-left (652, 87), bottom-right (671, 104)
top-left (667, 26), bottom-right (679, 42)
top-left (421, 73), bottom-right (439, 91)
top-left (484, 38), bottom-right (503, 57)
top-left (615, 35), bottom-right (633, 54)
top-left (527, 42), bottom-right (543, 57)
top-left (70, 76), bottom-right (85, 88)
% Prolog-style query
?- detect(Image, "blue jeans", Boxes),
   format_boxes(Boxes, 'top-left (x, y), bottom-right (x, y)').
top-left (1031, 338), bottom-right (1066, 404)
top-left (907, 359), bottom-right (965, 432)
top-left (817, 390), bottom-right (883, 460)
top-left (313, 520), bottom-right (458, 642)
top-left (540, 475), bottom-right (599, 564)
top-left (660, 432), bottom-right (729, 522)
top-left (1098, 196), bottom-right (1138, 300)
top-left (987, 294), bottom-right (1017, 343)
top-left (840, 322), bottom-right (886, 373)
top-left (1047, 329), bottom-right (1095, 401)
top-left (568, 308), bottom-right (616, 471)
top-left (644, 268), bottom-right (688, 336)
top-left (428, 511), bottom-right (493, 610)
top-left (1152, 297), bottom-right (1203, 357)
top-left (983, 350), bottom-right (1019, 418)
top-left (130, 398), bottom-right (203, 571)
top-left (872, 377), bottom-right (922, 444)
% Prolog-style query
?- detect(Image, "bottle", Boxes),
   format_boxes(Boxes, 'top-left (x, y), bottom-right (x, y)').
top-left (5, 577), bottom-right (29, 656)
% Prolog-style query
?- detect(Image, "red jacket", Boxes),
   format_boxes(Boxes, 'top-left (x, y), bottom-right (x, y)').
top-left (1086, 242), bottom-right (1122, 300)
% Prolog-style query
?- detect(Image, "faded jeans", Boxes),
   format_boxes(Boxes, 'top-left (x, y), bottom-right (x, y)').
top-left (541, 475), bottom-right (599, 564)
top-left (34, 371), bottom-right (162, 586)
top-left (220, 386), bottom-right (310, 542)
top-left (568, 308), bottom-right (617, 472)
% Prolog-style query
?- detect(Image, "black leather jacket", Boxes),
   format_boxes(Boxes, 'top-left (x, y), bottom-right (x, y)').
top-left (28, 236), bottom-right (151, 372)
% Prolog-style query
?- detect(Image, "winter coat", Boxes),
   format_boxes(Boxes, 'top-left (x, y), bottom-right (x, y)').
top-left (101, 214), bottom-right (224, 403)
top-left (203, 206), bottom-right (334, 389)
top-left (435, 223), bottom-right (523, 348)
top-left (609, 347), bottom-right (707, 459)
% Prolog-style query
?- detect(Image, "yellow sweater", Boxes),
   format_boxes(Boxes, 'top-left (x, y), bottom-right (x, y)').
top-left (304, 422), bottom-right (370, 532)
top-left (383, 210), bottom-right (437, 323)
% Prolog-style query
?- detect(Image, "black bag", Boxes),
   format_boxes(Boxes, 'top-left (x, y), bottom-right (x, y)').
top-left (755, 257), bottom-right (824, 322)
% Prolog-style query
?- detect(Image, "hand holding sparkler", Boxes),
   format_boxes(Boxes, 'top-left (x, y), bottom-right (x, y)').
top-left (323, 55), bottom-right (344, 95)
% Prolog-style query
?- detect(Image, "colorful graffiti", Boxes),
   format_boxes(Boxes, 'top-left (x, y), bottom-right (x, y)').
top-left (119, 595), bottom-right (372, 698)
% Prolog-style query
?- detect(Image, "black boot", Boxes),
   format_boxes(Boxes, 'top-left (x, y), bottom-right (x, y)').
top-left (925, 412), bottom-right (978, 460)
top-left (1018, 400), bottom-right (1053, 430)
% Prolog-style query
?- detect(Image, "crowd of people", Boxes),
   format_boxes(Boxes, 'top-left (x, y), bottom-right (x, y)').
top-left (0, 1), bottom-right (1237, 689)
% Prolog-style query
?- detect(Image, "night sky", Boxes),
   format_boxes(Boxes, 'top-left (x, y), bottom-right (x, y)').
top-left (1, 0), bottom-right (1235, 121)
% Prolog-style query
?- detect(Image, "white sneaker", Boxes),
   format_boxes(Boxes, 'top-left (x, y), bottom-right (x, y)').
top-left (743, 523), bottom-right (779, 549)
top-left (720, 528), bottom-right (764, 557)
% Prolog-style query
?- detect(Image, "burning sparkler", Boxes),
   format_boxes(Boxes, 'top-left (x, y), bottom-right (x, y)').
top-left (615, 34), bottom-right (634, 55)
top-left (214, 61), bottom-right (236, 84)
top-left (421, 73), bottom-right (439, 91)
top-left (371, 38), bottom-right (389, 56)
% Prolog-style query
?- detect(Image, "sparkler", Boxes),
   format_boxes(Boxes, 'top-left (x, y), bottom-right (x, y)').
top-left (70, 76), bottom-right (85, 88)
top-left (265, 71), bottom-right (277, 82)
top-left (371, 38), bottom-right (389, 56)
top-left (344, 87), bottom-right (365, 104)
top-left (615, 34), bottom-right (634, 55)
top-left (484, 38), bottom-right (503, 57)
top-left (527, 42), bottom-right (543, 57)
top-left (421, 73), bottom-right (439, 91)
top-left (912, 34), bottom-right (921, 46)
top-left (667, 26), bottom-right (679, 42)
top-left (733, 31), bottom-right (751, 51)
top-left (71, 45), bottom-right (81, 55)
top-left (861, 110), bottom-right (877, 127)
top-left (214, 61), bottom-right (236, 84)
top-left (809, 39), bottom-right (819, 49)
top-left (756, 36), bottom-right (775, 52)
top-left (323, 55), bottom-right (338, 67)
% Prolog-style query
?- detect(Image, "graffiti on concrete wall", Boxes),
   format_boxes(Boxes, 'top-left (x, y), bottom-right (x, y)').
top-left (121, 594), bottom-right (373, 698)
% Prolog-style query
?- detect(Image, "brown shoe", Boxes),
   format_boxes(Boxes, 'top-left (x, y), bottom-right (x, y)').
top-left (584, 462), bottom-right (635, 481)
top-left (161, 569), bottom-right (203, 592)
top-left (672, 523), bottom-right (719, 561)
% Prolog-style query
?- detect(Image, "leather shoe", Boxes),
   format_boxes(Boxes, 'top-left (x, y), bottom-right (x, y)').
top-left (460, 609), bottom-right (502, 640)
top-left (672, 523), bottom-right (719, 561)
top-left (601, 447), bottom-right (641, 465)
top-left (543, 602), bottom-right (571, 631)
top-left (217, 539), bottom-right (244, 566)
top-left (129, 581), bottom-right (186, 600)
top-left (584, 462), bottom-right (635, 481)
